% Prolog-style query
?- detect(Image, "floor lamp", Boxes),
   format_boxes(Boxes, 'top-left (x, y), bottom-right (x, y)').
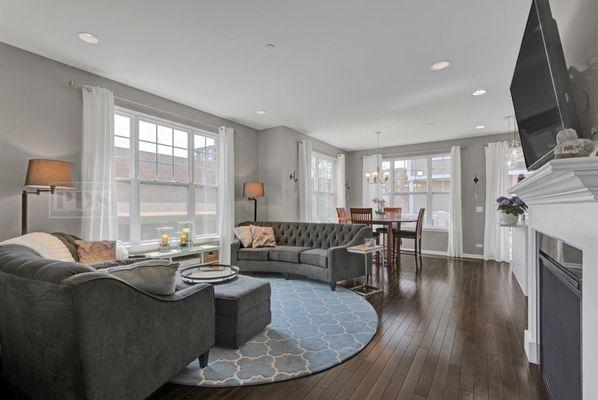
top-left (243, 182), bottom-right (264, 222)
top-left (22, 159), bottom-right (75, 235)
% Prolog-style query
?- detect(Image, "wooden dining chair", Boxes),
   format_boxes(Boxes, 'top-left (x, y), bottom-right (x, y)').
top-left (336, 207), bottom-right (349, 223)
top-left (395, 208), bottom-right (425, 270)
top-left (349, 208), bottom-right (381, 268)
top-left (375, 207), bottom-right (402, 261)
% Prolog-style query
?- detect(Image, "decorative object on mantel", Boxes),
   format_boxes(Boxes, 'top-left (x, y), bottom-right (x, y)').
top-left (517, 174), bottom-right (525, 183)
top-left (365, 132), bottom-right (390, 185)
top-left (473, 174), bottom-right (480, 200)
top-left (242, 182), bottom-right (264, 221)
top-left (496, 195), bottom-right (528, 225)
top-left (21, 159), bottom-right (75, 235)
top-left (372, 197), bottom-right (386, 215)
top-left (554, 128), bottom-right (595, 159)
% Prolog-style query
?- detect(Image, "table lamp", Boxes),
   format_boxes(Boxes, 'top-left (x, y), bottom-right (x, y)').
top-left (22, 159), bottom-right (75, 235)
top-left (243, 182), bottom-right (264, 222)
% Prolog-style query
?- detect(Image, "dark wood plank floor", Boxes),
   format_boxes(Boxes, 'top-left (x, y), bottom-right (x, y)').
top-left (1, 255), bottom-right (549, 400)
top-left (149, 255), bottom-right (548, 400)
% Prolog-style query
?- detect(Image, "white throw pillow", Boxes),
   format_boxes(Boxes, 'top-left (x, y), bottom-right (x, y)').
top-left (102, 259), bottom-right (179, 296)
top-left (233, 226), bottom-right (253, 248)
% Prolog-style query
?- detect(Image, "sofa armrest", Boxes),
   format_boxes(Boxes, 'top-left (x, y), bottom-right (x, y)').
top-left (327, 226), bottom-right (373, 285)
top-left (65, 275), bottom-right (215, 400)
top-left (230, 238), bottom-right (241, 264)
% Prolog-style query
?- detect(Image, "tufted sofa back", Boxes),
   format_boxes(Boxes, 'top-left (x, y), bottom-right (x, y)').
top-left (238, 221), bottom-right (368, 249)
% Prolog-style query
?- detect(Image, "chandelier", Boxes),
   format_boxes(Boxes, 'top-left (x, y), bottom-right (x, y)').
top-left (365, 132), bottom-right (389, 185)
top-left (506, 115), bottom-right (524, 168)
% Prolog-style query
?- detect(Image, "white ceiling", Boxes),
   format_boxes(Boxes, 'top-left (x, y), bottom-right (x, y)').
top-left (0, 0), bottom-right (532, 151)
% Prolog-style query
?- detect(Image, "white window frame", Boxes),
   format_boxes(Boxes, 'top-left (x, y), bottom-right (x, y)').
top-left (311, 151), bottom-right (337, 223)
top-left (114, 107), bottom-right (219, 246)
top-left (382, 153), bottom-right (451, 230)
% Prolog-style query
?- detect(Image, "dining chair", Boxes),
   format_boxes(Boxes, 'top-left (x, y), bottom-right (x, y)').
top-left (375, 207), bottom-right (401, 261)
top-left (336, 207), bottom-right (349, 223)
top-left (395, 208), bottom-right (425, 270)
top-left (349, 208), bottom-right (381, 268)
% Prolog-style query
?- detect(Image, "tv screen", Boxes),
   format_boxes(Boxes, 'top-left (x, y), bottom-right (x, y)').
top-left (510, 0), bottom-right (581, 170)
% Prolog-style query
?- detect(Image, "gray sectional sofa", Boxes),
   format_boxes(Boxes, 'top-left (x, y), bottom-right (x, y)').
top-left (0, 244), bottom-right (214, 400)
top-left (231, 221), bottom-right (373, 290)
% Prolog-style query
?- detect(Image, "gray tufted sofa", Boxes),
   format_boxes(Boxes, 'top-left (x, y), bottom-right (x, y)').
top-left (0, 244), bottom-right (214, 400)
top-left (230, 222), bottom-right (372, 290)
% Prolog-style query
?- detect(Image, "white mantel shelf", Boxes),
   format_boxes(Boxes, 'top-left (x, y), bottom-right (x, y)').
top-left (508, 157), bottom-right (598, 204)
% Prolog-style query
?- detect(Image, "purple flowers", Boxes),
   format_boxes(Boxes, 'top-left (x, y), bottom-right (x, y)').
top-left (372, 197), bottom-right (386, 206)
top-left (496, 195), bottom-right (528, 216)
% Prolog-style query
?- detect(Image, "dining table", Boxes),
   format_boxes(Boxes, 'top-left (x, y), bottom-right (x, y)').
top-left (344, 214), bottom-right (419, 268)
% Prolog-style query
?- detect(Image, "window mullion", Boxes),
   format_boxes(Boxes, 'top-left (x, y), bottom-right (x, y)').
top-left (131, 115), bottom-right (141, 244)
top-left (188, 132), bottom-right (196, 228)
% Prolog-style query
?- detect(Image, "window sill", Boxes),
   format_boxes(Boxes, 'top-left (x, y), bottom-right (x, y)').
top-left (126, 235), bottom-right (220, 254)
top-left (422, 227), bottom-right (448, 233)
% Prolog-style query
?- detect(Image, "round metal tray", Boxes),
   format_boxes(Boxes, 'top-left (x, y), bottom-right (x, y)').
top-left (180, 264), bottom-right (239, 284)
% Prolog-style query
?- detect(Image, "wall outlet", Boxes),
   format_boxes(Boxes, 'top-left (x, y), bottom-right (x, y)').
top-left (475, 206), bottom-right (484, 213)
top-left (476, 243), bottom-right (484, 248)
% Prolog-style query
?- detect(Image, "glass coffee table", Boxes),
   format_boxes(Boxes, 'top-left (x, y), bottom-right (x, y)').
top-left (180, 264), bottom-right (239, 284)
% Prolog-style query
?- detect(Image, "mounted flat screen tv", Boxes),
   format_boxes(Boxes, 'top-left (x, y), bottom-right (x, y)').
top-left (510, 0), bottom-right (583, 170)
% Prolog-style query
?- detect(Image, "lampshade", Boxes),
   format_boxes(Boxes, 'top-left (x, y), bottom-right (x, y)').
top-left (24, 159), bottom-right (75, 189)
top-left (243, 182), bottom-right (264, 198)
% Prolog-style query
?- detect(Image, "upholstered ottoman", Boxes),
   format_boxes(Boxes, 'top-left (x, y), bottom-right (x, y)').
top-left (212, 275), bottom-right (271, 348)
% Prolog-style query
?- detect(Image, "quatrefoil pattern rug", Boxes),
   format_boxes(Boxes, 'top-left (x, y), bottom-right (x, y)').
top-left (170, 276), bottom-right (378, 387)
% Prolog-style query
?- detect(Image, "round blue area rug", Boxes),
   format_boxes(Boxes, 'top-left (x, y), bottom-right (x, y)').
top-left (170, 276), bottom-right (378, 387)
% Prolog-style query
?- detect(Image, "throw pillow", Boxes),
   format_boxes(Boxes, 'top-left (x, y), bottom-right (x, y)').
top-left (233, 226), bottom-right (253, 248)
top-left (102, 259), bottom-right (179, 296)
top-left (74, 240), bottom-right (117, 264)
top-left (251, 225), bottom-right (276, 248)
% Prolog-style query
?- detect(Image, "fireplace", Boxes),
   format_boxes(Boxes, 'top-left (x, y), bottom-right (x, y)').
top-left (538, 232), bottom-right (582, 400)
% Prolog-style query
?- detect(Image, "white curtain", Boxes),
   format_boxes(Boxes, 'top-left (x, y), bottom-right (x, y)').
top-left (218, 126), bottom-right (235, 264)
top-left (336, 154), bottom-right (346, 213)
top-left (81, 87), bottom-right (118, 240)
top-left (298, 140), bottom-right (312, 222)
top-left (447, 146), bottom-right (463, 257)
top-left (362, 154), bottom-right (382, 207)
top-left (483, 141), bottom-right (511, 262)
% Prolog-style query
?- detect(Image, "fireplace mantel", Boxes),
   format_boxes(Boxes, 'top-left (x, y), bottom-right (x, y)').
top-left (508, 156), bottom-right (598, 399)
top-left (509, 157), bottom-right (598, 204)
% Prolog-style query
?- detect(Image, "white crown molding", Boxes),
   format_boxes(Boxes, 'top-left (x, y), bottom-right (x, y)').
top-left (508, 157), bottom-right (598, 204)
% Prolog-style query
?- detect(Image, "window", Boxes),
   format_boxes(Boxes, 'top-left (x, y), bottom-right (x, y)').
top-left (381, 153), bottom-right (451, 229)
top-left (114, 109), bottom-right (218, 244)
top-left (311, 152), bottom-right (336, 222)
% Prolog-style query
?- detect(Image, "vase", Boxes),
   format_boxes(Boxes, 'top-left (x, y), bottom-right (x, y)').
top-left (499, 212), bottom-right (519, 226)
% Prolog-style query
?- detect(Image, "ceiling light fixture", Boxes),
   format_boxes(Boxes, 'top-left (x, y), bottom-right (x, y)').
top-left (430, 61), bottom-right (451, 71)
top-left (256, 110), bottom-right (267, 115)
top-left (475, 125), bottom-right (486, 130)
top-left (78, 32), bottom-right (99, 44)
top-left (472, 89), bottom-right (487, 96)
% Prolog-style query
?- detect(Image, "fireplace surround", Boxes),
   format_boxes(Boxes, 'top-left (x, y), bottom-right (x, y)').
top-left (509, 157), bottom-right (598, 399)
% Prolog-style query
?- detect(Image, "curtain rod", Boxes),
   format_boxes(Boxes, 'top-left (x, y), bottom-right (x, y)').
top-left (366, 148), bottom-right (452, 158)
top-left (67, 80), bottom-right (221, 132)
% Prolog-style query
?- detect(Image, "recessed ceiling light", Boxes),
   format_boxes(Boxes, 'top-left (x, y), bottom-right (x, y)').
top-left (430, 61), bottom-right (451, 71)
top-left (256, 110), bottom-right (267, 115)
top-left (265, 43), bottom-right (276, 49)
top-left (475, 125), bottom-right (486, 130)
top-left (78, 32), bottom-right (99, 44)
top-left (472, 89), bottom-right (487, 96)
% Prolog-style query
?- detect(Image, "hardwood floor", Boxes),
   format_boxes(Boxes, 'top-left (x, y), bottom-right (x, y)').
top-left (149, 255), bottom-right (548, 400)
top-left (1, 255), bottom-right (549, 400)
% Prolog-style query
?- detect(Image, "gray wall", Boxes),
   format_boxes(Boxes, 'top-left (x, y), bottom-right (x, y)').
top-left (257, 126), bottom-right (345, 222)
top-left (346, 133), bottom-right (509, 256)
top-left (0, 42), bottom-right (260, 241)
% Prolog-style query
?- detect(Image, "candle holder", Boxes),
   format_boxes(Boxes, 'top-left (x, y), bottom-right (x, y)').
top-left (156, 227), bottom-right (174, 252)
top-left (178, 221), bottom-right (194, 248)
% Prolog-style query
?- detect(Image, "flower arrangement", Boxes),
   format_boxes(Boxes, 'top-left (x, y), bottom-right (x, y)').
top-left (372, 197), bottom-right (386, 215)
top-left (496, 195), bottom-right (527, 216)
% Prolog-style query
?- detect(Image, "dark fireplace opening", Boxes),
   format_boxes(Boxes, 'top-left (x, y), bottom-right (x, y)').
top-left (538, 232), bottom-right (582, 400)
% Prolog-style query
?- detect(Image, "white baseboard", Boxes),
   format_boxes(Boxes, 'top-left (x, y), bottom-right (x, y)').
top-left (401, 248), bottom-right (484, 260)
top-left (524, 329), bottom-right (539, 364)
